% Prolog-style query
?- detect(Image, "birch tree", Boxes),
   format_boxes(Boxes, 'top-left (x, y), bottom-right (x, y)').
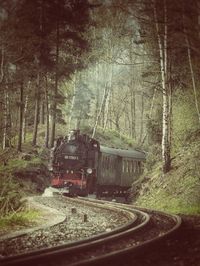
top-left (153, 0), bottom-right (171, 173)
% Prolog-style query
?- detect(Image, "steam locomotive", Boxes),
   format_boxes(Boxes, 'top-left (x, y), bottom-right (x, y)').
top-left (49, 130), bottom-right (145, 198)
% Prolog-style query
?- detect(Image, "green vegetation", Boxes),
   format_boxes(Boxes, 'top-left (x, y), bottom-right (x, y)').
top-left (172, 89), bottom-right (200, 152)
top-left (0, 132), bottom-right (50, 229)
top-left (0, 210), bottom-right (40, 229)
top-left (0, 174), bottom-right (24, 216)
top-left (136, 139), bottom-right (200, 215)
top-left (0, 157), bottom-right (42, 174)
top-left (81, 126), bottom-right (138, 149)
top-left (0, 157), bottom-right (44, 231)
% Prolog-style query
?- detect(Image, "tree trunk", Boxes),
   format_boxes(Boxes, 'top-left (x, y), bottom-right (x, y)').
top-left (153, 0), bottom-right (171, 173)
top-left (0, 45), bottom-right (4, 84)
top-left (129, 39), bottom-right (136, 139)
top-left (2, 89), bottom-right (11, 149)
top-left (92, 84), bottom-right (107, 138)
top-left (17, 82), bottom-right (24, 152)
top-left (130, 89), bottom-right (136, 139)
top-left (44, 75), bottom-right (49, 148)
top-left (40, 100), bottom-right (45, 125)
top-left (139, 93), bottom-right (144, 143)
top-left (103, 87), bottom-right (111, 131)
top-left (32, 73), bottom-right (40, 146)
top-left (22, 95), bottom-right (28, 143)
top-left (68, 73), bottom-right (77, 131)
top-left (103, 42), bottom-right (113, 131)
top-left (183, 8), bottom-right (200, 125)
top-left (94, 63), bottom-right (100, 126)
top-left (141, 88), bottom-right (156, 146)
top-left (50, 19), bottom-right (59, 147)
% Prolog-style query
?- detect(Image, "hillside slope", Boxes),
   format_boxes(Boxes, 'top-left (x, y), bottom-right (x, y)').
top-left (135, 138), bottom-right (200, 214)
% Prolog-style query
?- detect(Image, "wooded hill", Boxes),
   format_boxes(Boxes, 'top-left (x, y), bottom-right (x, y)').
top-left (0, 0), bottom-right (200, 215)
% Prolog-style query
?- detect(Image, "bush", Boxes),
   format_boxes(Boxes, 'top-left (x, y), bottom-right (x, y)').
top-left (0, 210), bottom-right (39, 228)
top-left (0, 174), bottom-right (24, 216)
top-left (145, 144), bottom-right (162, 171)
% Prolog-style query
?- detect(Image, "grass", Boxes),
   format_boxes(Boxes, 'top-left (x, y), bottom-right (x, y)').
top-left (135, 140), bottom-right (200, 215)
top-left (136, 190), bottom-right (200, 215)
top-left (0, 210), bottom-right (40, 230)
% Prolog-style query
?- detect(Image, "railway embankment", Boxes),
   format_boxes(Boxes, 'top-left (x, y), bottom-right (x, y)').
top-left (134, 139), bottom-right (200, 215)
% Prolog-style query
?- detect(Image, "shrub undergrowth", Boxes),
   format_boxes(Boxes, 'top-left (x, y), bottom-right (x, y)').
top-left (0, 174), bottom-right (24, 216)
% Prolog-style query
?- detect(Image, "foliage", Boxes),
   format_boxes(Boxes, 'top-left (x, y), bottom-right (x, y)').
top-left (0, 174), bottom-right (24, 216)
top-left (0, 155), bottom-right (42, 175)
top-left (144, 144), bottom-right (161, 171)
top-left (135, 139), bottom-right (200, 215)
top-left (172, 89), bottom-right (200, 151)
top-left (81, 126), bottom-right (139, 149)
top-left (0, 210), bottom-right (40, 230)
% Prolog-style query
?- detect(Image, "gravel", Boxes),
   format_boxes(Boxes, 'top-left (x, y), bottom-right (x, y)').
top-left (0, 195), bottom-right (130, 257)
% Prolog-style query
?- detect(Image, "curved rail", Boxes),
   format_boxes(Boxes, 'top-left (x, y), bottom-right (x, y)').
top-left (0, 198), bottom-right (149, 266)
top-left (0, 197), bottom-right (181, 266)
top-left (70, 198), bottom-right (182, 266)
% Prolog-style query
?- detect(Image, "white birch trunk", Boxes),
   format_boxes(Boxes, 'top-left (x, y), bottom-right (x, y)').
top-left (153, 0), bottom-right (170, 173)
top-left (68, 73), bottom-right (77, 131)
top-left (103, 64), bottom-right (113, 131)
top-left (92, 85), bottom-right (107, 138)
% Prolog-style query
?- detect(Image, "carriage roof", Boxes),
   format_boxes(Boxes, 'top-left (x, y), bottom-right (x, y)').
top-left (100, 146), bottom-right (146, 160)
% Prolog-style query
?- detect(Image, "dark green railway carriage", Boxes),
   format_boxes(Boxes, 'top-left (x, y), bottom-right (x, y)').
top-left (96, 146), bottom-right (145, 197)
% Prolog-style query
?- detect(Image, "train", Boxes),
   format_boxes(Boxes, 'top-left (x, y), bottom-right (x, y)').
top-left (49, 130), bottom-right (145, 198)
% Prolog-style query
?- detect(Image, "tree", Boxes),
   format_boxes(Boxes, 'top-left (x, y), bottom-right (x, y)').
top-left (48, 0), bottom-right (91, 147)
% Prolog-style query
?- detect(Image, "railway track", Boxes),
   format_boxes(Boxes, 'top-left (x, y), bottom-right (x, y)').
top-left (0, 196), bottom-right (182, 266)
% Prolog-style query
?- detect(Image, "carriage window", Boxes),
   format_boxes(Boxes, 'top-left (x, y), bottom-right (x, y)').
top-left (107, 157), bottom-right (110, 169)
top-left (128, 161), bottom-right (131, 173)
top-left (122, 160), bottom-right (125, 172)
top-left (136, 161), bottom-right (140, 173)
top-left (130, 161), bottom-right (133, 173)
top-left (133, 161), bottom-right (136, 173)
top-left (105, 156), bottom-right (111, 169)
top-left (135, 161), bottom-right (138, 173)
top-left (105, 157), bottom-right (108, 169)
top-left (126, 160), bottom-right (129, 173)
top-left (102, 156), bottom-right (106, 168)
top-left (132, 161), bottom-right (134, 173)
top-left (110, 157), bottom-right (113, 171)
top-left (138, 161), bottom-right (141, 172)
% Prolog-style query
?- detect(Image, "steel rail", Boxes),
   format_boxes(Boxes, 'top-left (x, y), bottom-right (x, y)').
top-left (69, 198), bottom-right (182, 266)
top-left (0, 198), bottom-right (149, 266)
top-left (1, 197), bottom-right (182, 266)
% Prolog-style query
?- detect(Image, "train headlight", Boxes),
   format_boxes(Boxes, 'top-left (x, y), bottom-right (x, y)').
top-left (86, 168), bottom-right (93, 174)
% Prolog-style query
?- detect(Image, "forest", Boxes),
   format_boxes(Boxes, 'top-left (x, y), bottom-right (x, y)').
top-left (0, 0), bottom-right (200, 217)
